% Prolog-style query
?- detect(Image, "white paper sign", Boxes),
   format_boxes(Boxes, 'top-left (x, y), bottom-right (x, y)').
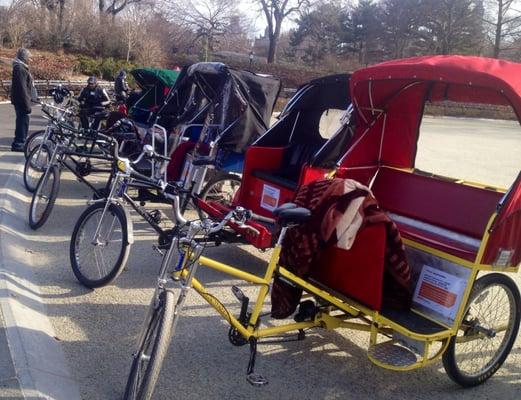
top-left (260, 184), bottom-right (280, 211)
top-left (413, 265), bottom-right (467, 324)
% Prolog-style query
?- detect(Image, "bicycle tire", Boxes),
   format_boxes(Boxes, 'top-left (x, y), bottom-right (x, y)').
top-left (123, 290), bottom-right (175, 400)
top-left (28, 165), bottom-right (60, 230)
top-left (69, 201), bottom-right (130, 288)
top-left (23, 144), bottom-right (51, 193)
top-left (23, 129), bottom-right (46, 160)
top-left (442, 273), bottom-right (521, 387)
top-left (198, 172), bottom-right (242, 219)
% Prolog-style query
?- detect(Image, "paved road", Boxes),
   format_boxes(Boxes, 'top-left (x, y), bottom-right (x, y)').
top-left (0, 105), bottom-right (520, 400)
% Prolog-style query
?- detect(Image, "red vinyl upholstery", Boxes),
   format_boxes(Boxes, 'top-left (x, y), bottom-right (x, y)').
top-left (371, 167), bottom-right (502, 260)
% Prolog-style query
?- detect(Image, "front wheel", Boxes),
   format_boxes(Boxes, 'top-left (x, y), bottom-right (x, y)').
top-left (23, 129), bottom-right (46, 160)
top-left (23, 144), bottom-right (51, 193)
top-left (123, 289), bottom-right (175, 400)
top-left (442, 273), bottom-right (521, 387)
top-left (69, 201), bottom-right (131, 288)
top-left (28, 165), bottom-right (60, 229)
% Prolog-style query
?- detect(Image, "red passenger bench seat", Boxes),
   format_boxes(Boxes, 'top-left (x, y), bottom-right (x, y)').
top-left (371, 167), bottom-right (503, 261)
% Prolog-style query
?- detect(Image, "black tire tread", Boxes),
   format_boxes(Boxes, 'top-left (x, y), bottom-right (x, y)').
top-left (442, 273), bottom-right (521, 387)
top-left (69, 202), bottom-right (130, 288)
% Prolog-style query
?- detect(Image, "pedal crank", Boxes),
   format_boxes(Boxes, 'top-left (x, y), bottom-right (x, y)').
top-left (246, 338), bottom-right (268, 387)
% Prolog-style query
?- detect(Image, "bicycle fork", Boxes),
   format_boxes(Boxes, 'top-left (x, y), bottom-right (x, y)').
top-left (90, 173), bottom-right (124, 245)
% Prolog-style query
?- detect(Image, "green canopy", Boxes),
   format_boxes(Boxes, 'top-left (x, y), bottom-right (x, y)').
top-left (129, 68), bottom-right (181, 122)
top-left (131, 68), bottom-right (180, 89)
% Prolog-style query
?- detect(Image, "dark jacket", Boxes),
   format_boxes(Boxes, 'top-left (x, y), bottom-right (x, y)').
top-left (10, 60), bottom-right (34, 113)
top-left (114, 75), bottom-right (129, 97)
top-left (78, 86), bottom-right (111, 109)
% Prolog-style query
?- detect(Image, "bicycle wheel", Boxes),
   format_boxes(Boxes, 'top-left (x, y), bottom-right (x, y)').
top-left (442, 273), bottom-right (521, 387)
top-left (23, 129), bottom-right (46, 160)
top-left (69, 201), bottom-right (130, 288)
top-left (200, 172), bottom-right (241, 205)
top-left (28, 165), bottom-right (60, 230)
top-left (23, 144), bottom-right (51, 193)
top-left (123, 290), bottom-right (175, 400)
top-left (197, 172), bottom-right (241, 219)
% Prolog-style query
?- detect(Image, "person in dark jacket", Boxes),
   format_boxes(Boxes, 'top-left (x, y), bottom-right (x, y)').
top-left (77, 76), bottom-right (111, 130)
top-left (10, 48), bottom-right (36, 152)
top-left (114, 70), bottom-right (129, 102)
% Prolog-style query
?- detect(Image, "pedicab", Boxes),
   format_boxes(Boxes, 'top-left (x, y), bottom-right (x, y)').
top-left (196, 73), bottom-right (353, 248)
top-left (162, 62), bottom-right (281, 208)
top-left (122, 56), bottom-right (521, 399)
top-left (127, 67), bottom-right (181, 124)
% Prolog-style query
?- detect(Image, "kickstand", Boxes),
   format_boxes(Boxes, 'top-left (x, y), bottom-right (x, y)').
top-left (246, 338), bottom-right (268, 387)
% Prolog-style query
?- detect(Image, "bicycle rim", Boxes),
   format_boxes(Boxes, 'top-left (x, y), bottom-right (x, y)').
top-left (73, 206), bottom-right (125, 282)
top-left (31, 168), bottom-right (56, 223)
top-left (26, 146), bottom-right (51, 191)
top-left (204, 177), bottom-right (241, 205)
top-left (452, 282), bottom-right (517, 378)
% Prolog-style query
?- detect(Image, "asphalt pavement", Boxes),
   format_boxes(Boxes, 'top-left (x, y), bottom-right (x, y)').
top-left (0, 104), bottom-right (520, 400)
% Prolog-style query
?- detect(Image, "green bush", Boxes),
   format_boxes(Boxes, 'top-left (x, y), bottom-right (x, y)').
top-left (76, 55), bottom-right (137, 80)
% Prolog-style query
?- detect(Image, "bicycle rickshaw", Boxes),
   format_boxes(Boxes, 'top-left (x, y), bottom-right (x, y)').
top-left (122, 55), bottom-right (520, 399)
top-left (163, 62), bottom-right (281, 206)
top-left (127, 67), bottom-right (180, 124)
top-left (196, 73), bottom-right (353, 249)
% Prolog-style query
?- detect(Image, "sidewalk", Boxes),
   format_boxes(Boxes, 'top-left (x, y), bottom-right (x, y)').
top-left (0, 105), bottom-right (81, 400)
top-left (0, 306), bottom-right (23, 399)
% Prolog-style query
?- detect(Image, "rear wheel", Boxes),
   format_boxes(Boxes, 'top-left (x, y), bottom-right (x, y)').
top-left (28, 165), bottom-right (60, 229)
top-left (24, 144), bottom-right (51, 193)
top-left (123, 290), bottom-right (175, 400)
top-left (198, 172), bottom-right (241, 219)
top-left (70, 201), bottom-right (130, 288)
top-left (23, 129), bottom-right (46, 160)
top-left (442, 273), bottom-right (521, 387)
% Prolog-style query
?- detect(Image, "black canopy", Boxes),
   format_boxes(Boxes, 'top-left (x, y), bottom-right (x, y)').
top-left (253, 74), bottom-right (352, 170)
top-left (158, 62), bottom-right (281, 153)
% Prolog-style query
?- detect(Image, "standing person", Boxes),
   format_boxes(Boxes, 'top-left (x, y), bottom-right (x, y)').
top-left (10, 48), bottom-right (36, 152)
top-left (114, 70), bottom-right (129, 102)
top-left (77, 76), bottom-right (111, 130)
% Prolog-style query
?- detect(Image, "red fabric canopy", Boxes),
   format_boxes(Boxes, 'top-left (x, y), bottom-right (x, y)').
top-left (340, 55), bottom-right (521, 267)
top-left (341, 55), bottom-right (521, 170)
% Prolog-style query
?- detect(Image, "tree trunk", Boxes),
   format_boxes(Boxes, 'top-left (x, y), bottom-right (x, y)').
top-left (494, 0), bottom-right (503, 58)
top-left (267, 35), bottom-right (277, 63)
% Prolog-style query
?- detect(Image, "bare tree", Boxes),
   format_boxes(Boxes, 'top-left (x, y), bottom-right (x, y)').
top-left (164, 0), bottom-right (242, 60)
top-left (98, 0), bottom-right (142, 17)
top-left (4, 0), bottom-right (33, 48)
top-left (483, 0), bottom-right (521, 57)
top-left (121, 2), bottom-right (152, 61)
top-left (256, 0), bottom-right (310, 63)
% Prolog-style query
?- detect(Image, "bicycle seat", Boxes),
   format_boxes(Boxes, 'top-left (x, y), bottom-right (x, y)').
top-left (192, 156), bottom-right (215, 166)
top-left (276, 207), bottom-right (311, 226)
top-left (273, 203), bottom-right (297, 216)
top-left (113, 131), bottom-right (138, 141)
top-left (93, 110), bottom-right (111, 119)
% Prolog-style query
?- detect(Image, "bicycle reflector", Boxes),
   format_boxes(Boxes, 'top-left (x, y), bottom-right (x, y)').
top-left (117, 159), bottom-right (130, 173)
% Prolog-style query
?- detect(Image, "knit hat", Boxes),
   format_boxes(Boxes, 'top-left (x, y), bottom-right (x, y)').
top-left (16, 48), bottom-right (32, 63)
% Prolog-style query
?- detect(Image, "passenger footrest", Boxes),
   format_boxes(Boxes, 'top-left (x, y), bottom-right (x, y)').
top-left (368, 341), bottom-right (417, 368)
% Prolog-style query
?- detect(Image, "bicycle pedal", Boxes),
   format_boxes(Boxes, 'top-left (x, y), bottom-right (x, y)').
top-left (294, 300), bottom-right (319, 323)
top-left (246, 373), bottom-right (268, 387)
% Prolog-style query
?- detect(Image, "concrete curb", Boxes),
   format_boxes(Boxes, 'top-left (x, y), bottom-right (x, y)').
top-left (0, 159), bottom-right (81, 400)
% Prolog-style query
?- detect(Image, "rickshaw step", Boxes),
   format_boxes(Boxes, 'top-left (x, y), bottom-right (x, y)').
top-left (368, 341), bottom-right (417, 368)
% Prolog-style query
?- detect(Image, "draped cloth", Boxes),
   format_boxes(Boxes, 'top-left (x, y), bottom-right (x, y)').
top-left (271, 178), bottom-right (412, 319)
